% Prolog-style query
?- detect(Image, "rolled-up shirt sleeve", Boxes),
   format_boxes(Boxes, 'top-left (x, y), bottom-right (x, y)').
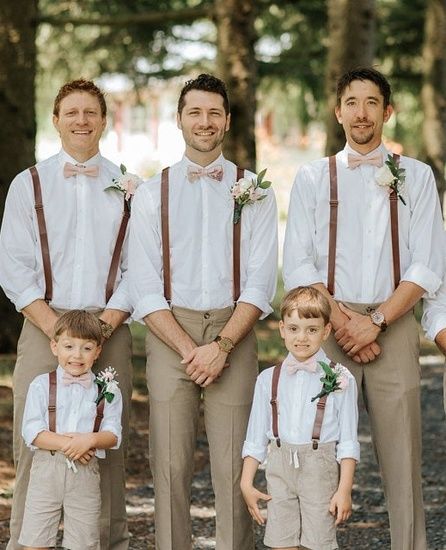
top-left (422, 275), bottom-right (446, 341)
top-left (335, 370), bottom-right (360, 463)
top-left (100, 388), bottom-right (123, 450)
top-left (0, 172), bottom-right (45, 311)
top-left (129, 180), bottom-right (170, 321)
top-left (22, 378), bottom-right (50, 449)
top-left (238, 185), bottom-right (278, 319)
top-left (283, 166), bottom-right (324, 292)
top-left (401, 165), bottom-right (445, 297)
top-left (242, 373), bottom-right (270, 464)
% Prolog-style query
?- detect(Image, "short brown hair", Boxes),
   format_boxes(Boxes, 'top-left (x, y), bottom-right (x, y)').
top-left (53, 310), bottom-right (103, 345)
top-left (177, 73), bottom-right (230, 115)
top-left (53, 78), bottom-right (107, 118)
top-left (280, 286), bottom-right (331, 326)
top-left (336, 67), bottom-right (391, 108)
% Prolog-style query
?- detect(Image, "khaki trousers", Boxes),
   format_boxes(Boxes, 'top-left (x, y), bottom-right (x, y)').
top-left (7, 317), bottom-right (133, 550)
top-left (146, 306), bottom-right (258, 550)
top-left (323, 304), bottom-right (426, 550)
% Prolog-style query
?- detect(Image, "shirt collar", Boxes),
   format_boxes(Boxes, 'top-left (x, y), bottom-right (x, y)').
top-left (282, 348), bottom-right (327, 372)
top-left (180, 153), bottom-right (226, 178)
top-left (58, 149), bottom-right (102, 170)
top-left (339, 142), bottom-right (388, 168)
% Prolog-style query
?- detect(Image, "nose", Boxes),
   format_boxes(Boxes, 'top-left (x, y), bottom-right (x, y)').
top-left (356, 103), bottom-right (367, 119)
top-left (75, 111), bottom-right (87, 125)
top-left (198, 112), bottom-right (211, 127)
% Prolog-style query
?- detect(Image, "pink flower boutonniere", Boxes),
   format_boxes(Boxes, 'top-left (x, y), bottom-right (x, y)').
top-left (231, 168), bottom-right (271, 224)
top-left (94, 367), bottom-right (119, 404)
top-left (105, 164), bottom-right (142, 206)
top-left (311, 361), bottom-right (349, 402)
top-left (375, 154), bottom-right (406, 205)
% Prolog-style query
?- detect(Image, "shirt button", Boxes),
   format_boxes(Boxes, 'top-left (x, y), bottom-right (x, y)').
top-left (204, 312), bottom-right (210, 319)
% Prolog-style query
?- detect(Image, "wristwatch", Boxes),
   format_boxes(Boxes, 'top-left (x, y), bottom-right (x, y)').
top-left (370, 311), bottom-right (387, 332)
top-left (99, 319), bottom-right (114, 340)
top-left (214, 335), bottom-right (235, 354)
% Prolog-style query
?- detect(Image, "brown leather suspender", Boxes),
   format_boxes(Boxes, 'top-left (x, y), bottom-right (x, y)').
top-left (48, 370), bottom-right (105, 433)
top-left (160, 166), bottom-right (244, 304)
top-left (29, 166), bottom-right (129, 305)
top-left (30, 166), bottom-right (53, 303)
top-left (270, 360), bottom-right (336, 451)
top-left (327, 154), bottom-right (401, 295)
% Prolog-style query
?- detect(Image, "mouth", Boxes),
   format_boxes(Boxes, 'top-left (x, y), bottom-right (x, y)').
top-left (72, 130), bottom-right (92, 135)
top-left (352, 123), bottom-right (372, 130)
top-left (195, 130), bottom-right (215, 137)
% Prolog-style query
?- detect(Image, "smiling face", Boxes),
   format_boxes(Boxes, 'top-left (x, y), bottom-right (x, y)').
top-left (50, 331), bottom-right (101, 377)
top-left (279, 310), bottom-right (331, 362)
top-left (335, 79), bottom-right (393, 154)
top-left (176, 89), bottom-right (230, 165)
top-left (53, 91), bottom-right (106, 163)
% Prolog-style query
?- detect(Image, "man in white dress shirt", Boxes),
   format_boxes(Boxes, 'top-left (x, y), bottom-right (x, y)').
top-left (283, 67), bottom-right (445, 550)
top-left (129, 73), bottom-right (277, 549)
top-left (0, 79), bottom-right (133, 549)
top-left (422, 275), bottom-right (446, 414)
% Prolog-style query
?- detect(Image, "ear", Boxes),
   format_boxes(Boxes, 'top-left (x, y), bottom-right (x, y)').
top-left (322, 322), bottom-right (332, 341)
top-left (383, 104), bottom-right (393, 123)
top-left (50, 339), bottom-right (59, 357)
top-left (225, 112), bottom-right (231, 132)
top-left (100, 116), bottom-right (106, 132)
top-left (52, 115), bottom-right (60, 133)
top-left (94, 345), bottom-right (102, 361)
top-left (176, 111), bottom-right (182, 130)
top-left (279, 320), bottom-right (285, 339)
top-left (334, 106), bottom-right (342, 124)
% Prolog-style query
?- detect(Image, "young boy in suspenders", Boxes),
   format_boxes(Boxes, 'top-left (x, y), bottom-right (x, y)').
top-left (18, 310), bottom-right (122, 550)
top-left (241, 287), bottom-right (359, 550)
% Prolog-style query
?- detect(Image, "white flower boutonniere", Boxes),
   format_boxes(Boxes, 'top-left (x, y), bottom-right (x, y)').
top-left (94, 367), bottom-right (119, 404)
top-left (231, 168), bottom-right (271, 224)
top-left (105, 164), bottom-right (142, 206)
top-left (375, 154), bottom-right (406, 205)
top-left (311, 361), bottom-right (349, 402)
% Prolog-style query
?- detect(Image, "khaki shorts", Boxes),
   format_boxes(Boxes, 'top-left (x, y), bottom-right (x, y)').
top-left (264, 441), bottom-right (339, 550)
top-left (18, 449), bottom-right (101, 550)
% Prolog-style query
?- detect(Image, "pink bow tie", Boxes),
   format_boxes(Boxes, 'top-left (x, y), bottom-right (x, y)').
top-left (63, 162), bottom-right (99, 178)
top-left (347, 153), bottom-right (383, 169)
top-left (62, 371), bottom-right (92, 388)
top-left (285, 356), bottom-right (318, 375)
top-left (187, 164), bottom-right (223, 183)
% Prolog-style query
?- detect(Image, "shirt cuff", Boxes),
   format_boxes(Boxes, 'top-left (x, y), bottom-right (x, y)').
top-left (22, 426), bottom-right (46, 450)
top-left (402, 262), bottom-right (443, 297)
top-left (284, 264), bottom-right (324, 292)
top-left (336, 440), bottom-right (360, 463)
top-left (106, 289), bottom-right (133, 314)
top-left (423, 314), bottom-right (446, 341)
top-left (16, 287), bottom-right (44, 312)
top-left (133, 293), bottom-right (170, 321)
top-left (241, 441), bottom-right (267, 464)
top-left (238, 287), bottom-right (273, 320)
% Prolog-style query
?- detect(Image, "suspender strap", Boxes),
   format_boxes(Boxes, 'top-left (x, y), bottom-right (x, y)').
top-left (311, 360), bottom-right (336, 450)
top-left (48, 370), bottom-right (57, 433)
top-left (327, 156), bottom-right (338, 296)
top-left (389, 153), bottom-right (401, 288)
top-left (105, 198), bottom-right (130, 303)
top-left (233, 167), bottom-right (244, 302)
top-left (29, 166), bottom-right (53, 303)
top-left (160, 166), bottom-right (243, 304)
top-left (270, 363), bottom-right (282, 447)
top-left (93, 397), bottom-right (105, 433)
top-left (161, 167), bottom-right (171, 303)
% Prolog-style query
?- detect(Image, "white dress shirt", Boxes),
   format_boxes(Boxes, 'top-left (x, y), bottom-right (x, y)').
top-left (22, 366), bottom-right (122, 459)
top-left (129, 154), bottom-right (278, 320)
top-left (422, 266), bottom-right (446, 341)
top-left (242, 349), bottom-right (360, 464)
top-left (283, 143), bottom-right (445, 303)
top-left (0, 149), bottom-right (131, 313)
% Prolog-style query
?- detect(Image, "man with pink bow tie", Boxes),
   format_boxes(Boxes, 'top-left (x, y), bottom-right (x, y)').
top-left (283, 67), bottom-right (445, 550)
top-left (0, 79), bottom-right (133, 549)
top-left (129, 73), bottom-right (278, 549)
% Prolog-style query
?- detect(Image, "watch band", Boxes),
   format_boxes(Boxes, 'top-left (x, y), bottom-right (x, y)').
top-left (99, 319), bottom-right (114, 339)
top-left (214, 335), bottom-right (235, 354)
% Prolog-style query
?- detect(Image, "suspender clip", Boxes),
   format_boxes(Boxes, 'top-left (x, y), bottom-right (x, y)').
top-left (312, 439), bottom-right (319, 450)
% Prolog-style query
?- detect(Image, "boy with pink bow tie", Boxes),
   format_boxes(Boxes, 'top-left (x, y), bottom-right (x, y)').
top-left (241, 286), bottom-right (359, 550)
top-left (18, 310), bottom-right (122, 550)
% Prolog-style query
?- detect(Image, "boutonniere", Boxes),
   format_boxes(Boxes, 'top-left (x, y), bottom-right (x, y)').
top-left (105, 164), bottom-right (142, 206)
top-left (375, 154), bottom-right (406, 205)
top-left (94, 367), bottom-right (119, 404)
top-left (311, 361), bottom-right (349, 402)
top-left (231, 168), bottom-right (271, 224)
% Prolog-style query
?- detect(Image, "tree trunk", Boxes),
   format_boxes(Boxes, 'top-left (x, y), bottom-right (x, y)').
top-left (325, 0), bottom-right (376, 155)
top-left (0, 0), bottom-right (37, 351)
top-left (421, 0), bottom-right (446, 198)
top-left (214, 0), bottom-right (257, 170)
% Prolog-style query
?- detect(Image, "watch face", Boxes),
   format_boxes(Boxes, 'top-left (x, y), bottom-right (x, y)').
top-left (371, 311), bottom-right (385, 325)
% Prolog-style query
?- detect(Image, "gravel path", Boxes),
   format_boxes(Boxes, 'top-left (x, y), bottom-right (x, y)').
top-left (0, 357), bottom-right (445, 549)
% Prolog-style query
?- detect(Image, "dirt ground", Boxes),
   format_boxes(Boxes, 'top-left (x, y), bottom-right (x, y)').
top-left (0, 359), bottom-right (445, 549)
